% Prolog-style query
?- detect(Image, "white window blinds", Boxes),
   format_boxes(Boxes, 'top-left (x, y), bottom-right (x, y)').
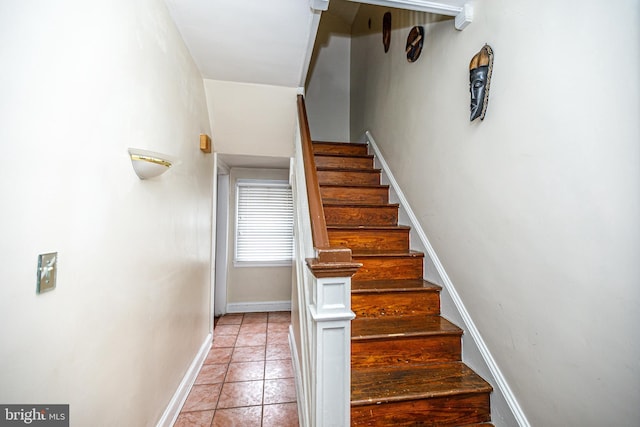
top-left (235, 180), bottom-right (294, 264)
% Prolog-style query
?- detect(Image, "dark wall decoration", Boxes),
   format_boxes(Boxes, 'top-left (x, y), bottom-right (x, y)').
top-left (469, 44), bottom-right (494, 121)
top-left (382, 12), bottom-right (391, 53)
top-left (405, 26), bottom-right (424, 63)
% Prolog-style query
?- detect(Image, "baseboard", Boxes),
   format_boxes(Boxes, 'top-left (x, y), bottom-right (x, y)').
top-left (364, 130), bottom-right (530, 427)
top-left (156, 333), bottom-right (213, 427)
top-left (289, 325), bottom-right (309, 427)
top-left (226, 300), bottom-right (292, 313)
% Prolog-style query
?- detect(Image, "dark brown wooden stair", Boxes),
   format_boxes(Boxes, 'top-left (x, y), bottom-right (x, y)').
top-left (328, 225), bottom-right (410, 251)
top-left (352, 279), bottom-right (441, 318)
top-left (351, 363), bottom-right (492, 426)
top-left (313, 141), bottom-right (369, 155)
top-left (317, 167), bottom-right (381, 186)
top-left (314, 153), bottom-right (375, 169)
top-left (352, 251), bottom-right (424, 281)
top-left (320, 184), bottom-right (390, 204)
top-left (351, 316), bottom-right (463, 367)
top-left (312, 141), bottom-right (492, 426)
top-left (324, 203), bottom-right (399, 226)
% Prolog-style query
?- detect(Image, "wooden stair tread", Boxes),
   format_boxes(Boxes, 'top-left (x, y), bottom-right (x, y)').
top-left (314, 153), bottom-right (374, 159)
top-left (323, 202), bottom-right (399, 207)
top-left (314, 153), bottom-right (374, 170)
top-left (312, 142), bottom-right (369, 156)
top-left (317, 166), bottom-right (380, 173)
top-left (317, 169), bottom-right (380, 185)
top-left (352, 316), bottom-right (462, 340)
top-left (320, 183), bottom-right (389, 189)
top-left (352, 250), bottom-right (424, 257)
top-left (351, 362), bottom-right (493, 406)
top-left (352, 279), bottom-right (441, 292)
top-left (327, 225), bottom-right (410, 230)
top-left (313, 140), bottom-right (368, 146)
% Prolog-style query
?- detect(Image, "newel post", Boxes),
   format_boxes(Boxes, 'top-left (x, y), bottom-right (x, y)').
top-left (307, 256), bottom-right (360, 427)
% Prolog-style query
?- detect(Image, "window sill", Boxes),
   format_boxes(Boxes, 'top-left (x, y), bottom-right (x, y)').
top-left (233, 260), bottom-right (293, 268)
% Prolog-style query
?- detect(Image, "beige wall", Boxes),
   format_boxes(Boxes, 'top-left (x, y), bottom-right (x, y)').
top-left (0, 0), bottom-right (213, 425)
top-left (225, 168), bottom-right (293, 307)
top-left (305, 10), bottom-right (352, 141)
top-left (351, 1), bottom-right (640, 426)
top-left (203, 79), bottom-right (297, 158)
top-left (203, 80), bottom-right (296, 312)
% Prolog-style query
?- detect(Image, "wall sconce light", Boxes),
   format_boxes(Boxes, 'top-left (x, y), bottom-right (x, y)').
top-left (128, 148), bottom-right (177, 179)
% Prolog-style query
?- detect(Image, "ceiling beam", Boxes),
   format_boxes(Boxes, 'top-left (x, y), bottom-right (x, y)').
top-left (310, 0), bottom-right (330, 11)
top-left (345, 0), bottom-right (473, 30)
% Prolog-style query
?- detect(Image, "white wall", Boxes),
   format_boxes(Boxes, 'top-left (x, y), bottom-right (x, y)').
top-left (203, 79), bottom-right (298, 158)
top-left (305, 11), bottom-right (352, 141)
top-left (0, 1), bottom-right (213, 425)
top-left (351, 1), bottom-right (640, 426)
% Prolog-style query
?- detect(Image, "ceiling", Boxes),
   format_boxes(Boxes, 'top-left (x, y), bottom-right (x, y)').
top-left (164, 0), bottom-right (318, 88)
top-left (164, 0), bottom-right (471, 89)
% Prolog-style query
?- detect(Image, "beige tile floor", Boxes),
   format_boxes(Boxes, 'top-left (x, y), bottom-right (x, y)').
top-left (174, 312), bottom-right (299, 427)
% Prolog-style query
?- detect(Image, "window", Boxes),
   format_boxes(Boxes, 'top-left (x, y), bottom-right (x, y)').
top-left (235, 180), bottom-right (294, 265)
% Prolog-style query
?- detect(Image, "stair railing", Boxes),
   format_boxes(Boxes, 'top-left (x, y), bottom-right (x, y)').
top-left (290, 94), bottom-right (361, 427)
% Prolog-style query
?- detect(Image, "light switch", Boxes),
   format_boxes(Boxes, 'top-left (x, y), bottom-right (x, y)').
top-left (37, 252), bottom-right (57, 294)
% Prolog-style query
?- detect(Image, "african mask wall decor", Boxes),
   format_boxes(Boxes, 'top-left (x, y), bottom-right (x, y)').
top-left (469, 44), bottom-right (494, 121)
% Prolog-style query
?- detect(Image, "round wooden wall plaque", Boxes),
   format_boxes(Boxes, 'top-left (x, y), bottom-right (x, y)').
top-left (405, 26), bottom-right (424, 63)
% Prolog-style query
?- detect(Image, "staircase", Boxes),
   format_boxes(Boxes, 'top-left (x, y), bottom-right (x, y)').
top-left (312, 141), bottom-right (493, 427)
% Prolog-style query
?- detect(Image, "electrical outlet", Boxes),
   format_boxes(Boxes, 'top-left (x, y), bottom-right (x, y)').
top-left (37, 252), bottom-right (57, 294)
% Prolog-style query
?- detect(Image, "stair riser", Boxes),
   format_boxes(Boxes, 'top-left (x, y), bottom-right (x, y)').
top-left (352, 291), bottom-right (439, 317)
top-left (320, 186), bottom-right (389, 204)
top-left (313, 143), bottom-right (368, 156)
top-left (328, 229), bottom-right (409, 251)
top-left (324, 206), bottom-right (398, 226)
top-left (352, 256), bottom-right (423, 281)
top-left (317, 170), bottom-right (380, 186)
top-left (351, 393), bottom-right (491, 427)
top-left (314, 155), bottom-right (374, 169)
top-left (351, 335), bottom-right (461, 368)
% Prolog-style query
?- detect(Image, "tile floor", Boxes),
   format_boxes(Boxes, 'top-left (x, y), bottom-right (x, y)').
top-left (174, 312), bottom-right (299, 427)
